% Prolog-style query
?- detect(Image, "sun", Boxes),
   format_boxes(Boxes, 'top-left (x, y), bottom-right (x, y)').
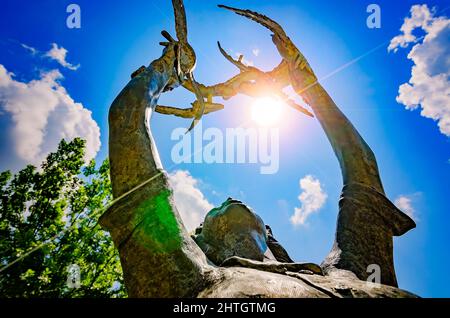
top-left (250, 97), bottom-right (284, 126)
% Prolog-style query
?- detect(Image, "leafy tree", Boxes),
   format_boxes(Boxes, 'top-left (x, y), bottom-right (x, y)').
top-left (0, 138), bottom-right (126, 297)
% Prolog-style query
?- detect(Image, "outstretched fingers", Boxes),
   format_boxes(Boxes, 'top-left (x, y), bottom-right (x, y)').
top-left (172, 0), bottom-right (188, 43)
top-left (186, 73), bottom-right (206, 133)
top-left (218, 4), bottom-right (288, 40)
top-left (217, 41), bottom-right (250, 72)
top-left (155, 102), bottom-right (224, 118)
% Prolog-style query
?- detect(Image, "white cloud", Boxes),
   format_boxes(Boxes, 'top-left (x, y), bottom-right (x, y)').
top-left (0, 64), bottom-right (100, 169)
top-left (168, 170), bottom-right (214, 232)
top-left (21, 43), bottom-right (37, 55)
top-left (252, 48), bottom-right (260, 57)
top-left (45, 43), bottom-right (80, 71)
top-left (388, 5), bottom-right (450, 136)
top-left (388, 5), bottom-right (436, 52)
top-left (20, 42), bottom-right (80, 71)
top-left (394, 195), bottom-right (418, 221)
top-left (290, 175), bottom-right (327, 226)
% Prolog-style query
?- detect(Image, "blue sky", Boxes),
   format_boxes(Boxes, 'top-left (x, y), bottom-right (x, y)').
top-left (1, 0), bottom-right (449, 297)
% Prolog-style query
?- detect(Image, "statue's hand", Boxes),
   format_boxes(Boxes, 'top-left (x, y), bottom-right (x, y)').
top-left (130, 41), bottom-right (179, 89)
top-left (218, 5), bottom-right (317, 93)
top-left (271, 34), bottom-right (314, 76)
top-left (158, 28), bottom-right (207, 132)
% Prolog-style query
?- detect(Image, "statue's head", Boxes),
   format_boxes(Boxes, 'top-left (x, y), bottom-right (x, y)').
top-left (194, 198), bottom-right (271, 265)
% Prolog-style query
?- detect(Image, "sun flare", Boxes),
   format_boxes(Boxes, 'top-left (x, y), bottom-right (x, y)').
top-left (250, 97), bottom-right (284, 126)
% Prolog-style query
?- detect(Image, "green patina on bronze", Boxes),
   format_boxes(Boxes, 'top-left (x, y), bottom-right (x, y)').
top-left (133, 189), bottom-right (182, 253)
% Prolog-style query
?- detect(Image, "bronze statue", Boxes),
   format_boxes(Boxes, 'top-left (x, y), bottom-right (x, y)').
top-left (100, 1), bottom-right (416, 297)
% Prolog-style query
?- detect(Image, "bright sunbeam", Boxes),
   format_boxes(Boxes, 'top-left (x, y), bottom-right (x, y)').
top-left (251, 97), bottom-right (284, 126)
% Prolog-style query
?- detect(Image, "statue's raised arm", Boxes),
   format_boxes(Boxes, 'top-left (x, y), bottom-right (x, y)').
top-left (99, 0), bottom-right (213, 297)
top-left (197, 4), bottom-right (416, 287)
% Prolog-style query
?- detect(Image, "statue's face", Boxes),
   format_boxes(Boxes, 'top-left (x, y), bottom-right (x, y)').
top-left (194, 198), bottom-right (270, 265)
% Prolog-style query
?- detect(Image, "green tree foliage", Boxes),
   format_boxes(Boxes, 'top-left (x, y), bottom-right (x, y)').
top-left (0, 138), bottom-right (126, 297)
